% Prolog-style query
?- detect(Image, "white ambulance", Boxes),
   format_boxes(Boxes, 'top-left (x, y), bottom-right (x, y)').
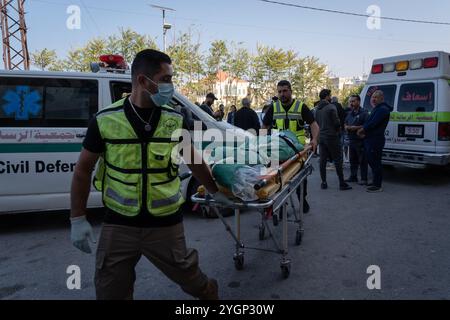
top-left (0, 55), bottom-right (244, 214)
top-left (362, 51), bottom-right (450, 167)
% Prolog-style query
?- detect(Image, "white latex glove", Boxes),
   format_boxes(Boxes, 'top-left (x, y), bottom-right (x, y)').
top-left (211, 192), bottom-right (234, 207)
top-left (70, 215), bottom-right (96, 254)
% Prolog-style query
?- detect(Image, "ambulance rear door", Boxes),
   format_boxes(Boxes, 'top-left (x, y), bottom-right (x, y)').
top-left (391, 80), bottom-right (437, 153)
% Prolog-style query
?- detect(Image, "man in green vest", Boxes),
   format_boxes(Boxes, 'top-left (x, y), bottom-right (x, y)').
top-left (69, 49), bottom-right (230, 300)
top-left (262, 80), bottom-right (319, 213)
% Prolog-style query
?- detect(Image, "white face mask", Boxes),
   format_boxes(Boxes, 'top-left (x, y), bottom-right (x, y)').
top-left (144, 76), bottom-right (174, 106)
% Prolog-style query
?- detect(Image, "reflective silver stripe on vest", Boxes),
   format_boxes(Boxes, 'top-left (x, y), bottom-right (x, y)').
top-left (106, 188), bottom-right (138, 206)
top-left (161, 109), bottom-right (183, 121)
top-left (97, 109), bottom-right (124, 119)
top-left (293, 100), bottom-right (301, 113)
top-left (274, 101), bottom-right (282, 114)
top-left (151, 192), bottom-right (181, 208)
top-left (273, 114), bottom-right (303, 120)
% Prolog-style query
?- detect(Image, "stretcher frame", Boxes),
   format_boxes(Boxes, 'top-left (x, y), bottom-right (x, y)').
top-left (191, 154), bottom-right (314, 279)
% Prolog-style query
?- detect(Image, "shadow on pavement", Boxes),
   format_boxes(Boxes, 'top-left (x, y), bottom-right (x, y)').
top-left (0, 208), bottom-right (105, 234)
top-left (383, 165), bottom-right (450, 186)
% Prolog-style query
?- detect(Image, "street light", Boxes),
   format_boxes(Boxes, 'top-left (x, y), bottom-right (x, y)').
top-left (150, 4), bottom-right (175, 52)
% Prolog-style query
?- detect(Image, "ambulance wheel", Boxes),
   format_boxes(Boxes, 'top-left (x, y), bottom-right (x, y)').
top-left (281, 262), bottom-right (291, 279)
top-left (295, 230), bottom-right (303, 246)
top-left (234, 253), bottom-right (244, 270)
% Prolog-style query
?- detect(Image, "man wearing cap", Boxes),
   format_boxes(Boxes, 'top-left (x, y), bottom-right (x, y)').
top-left (200, 93), bottom-right (217, 118)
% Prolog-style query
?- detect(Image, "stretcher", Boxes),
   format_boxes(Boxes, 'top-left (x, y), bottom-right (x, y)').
top-left (191, 152), bottom-right (314, 279)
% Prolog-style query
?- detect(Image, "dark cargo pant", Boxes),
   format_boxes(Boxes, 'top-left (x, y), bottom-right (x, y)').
top-left (95, 223), bottom-right (209, 300)
top-left (349, 141), bottom-right (368, 181)
top-left (319, 137), bottom-right (345, 185)
top-left (365, 140), bottom-right (385, 188)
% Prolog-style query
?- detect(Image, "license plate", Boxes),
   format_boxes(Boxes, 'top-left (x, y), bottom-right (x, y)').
top-left (405, 126), bottom-right (423, 136)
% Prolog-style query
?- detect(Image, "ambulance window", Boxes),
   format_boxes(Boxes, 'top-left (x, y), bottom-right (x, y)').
top-left (363, 85), bottom-right (396, 112)
top-left (45, 79), bottom-right (98, 121)
top-left (110, 81), bottom-right (132, 102)
top-left (398, 82), bottom-right (435, 112)
top-left (0, 77), bottom-right (98, 127)
top-left (0, 81), bottom-right (44, 121)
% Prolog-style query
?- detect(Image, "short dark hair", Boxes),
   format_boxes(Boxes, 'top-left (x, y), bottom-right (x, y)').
top-left (277, 80), bottom-right (292, 90)
top-left (350, 94), bottom-right (361, 102)
top-left (319, 89), bottom-right (332, 100)
top-left (206, 92), bottom-right (218, 100)
top-left (131, 49), bottom-right (172, 82)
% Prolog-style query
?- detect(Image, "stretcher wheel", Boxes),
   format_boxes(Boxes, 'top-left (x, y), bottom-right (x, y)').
top-left (295, 230), bottom-right (303, 246)
top-left (273, 214), bottom-right (279, 226)
top-left (281, 262), bottom-right (291, 279)
top-left (234, 253), bottom-right (244, 270)
top-left (200, 205), bottom-right (216, 218)
top-left (259, 225), bottom-right (265, 240)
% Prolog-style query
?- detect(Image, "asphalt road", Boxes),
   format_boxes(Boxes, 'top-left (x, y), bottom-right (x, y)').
top-left (1, 161), bottom-right (450, 300)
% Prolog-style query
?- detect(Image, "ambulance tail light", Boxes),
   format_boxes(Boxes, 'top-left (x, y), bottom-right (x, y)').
top-left (371, 64), bottom-right (383, 74)
top-left (410, 59), bottom-right (423, 70)
top-left (423, 57), bottom-right (439, 69)
top-left (383, 63), bottom-right (395, 73)
top-left (438, 122), bottom-right (450, 141)
top-left (395, 61), bottom-right (409, 71)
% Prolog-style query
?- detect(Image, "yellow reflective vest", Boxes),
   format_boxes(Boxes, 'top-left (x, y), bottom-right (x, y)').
top-left (272, 99), bottom-right (306, 144)
top-left (93, 98), bottom-right (184, 217)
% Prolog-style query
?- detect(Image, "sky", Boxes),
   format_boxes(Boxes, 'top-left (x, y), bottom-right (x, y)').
top-left (15, 0), bottom-right (450, 76)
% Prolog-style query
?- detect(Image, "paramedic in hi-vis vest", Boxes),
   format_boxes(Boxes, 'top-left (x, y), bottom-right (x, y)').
top-left (262, 80), bottom-right (319, 214)
top-left (69, 49), bottom-right (232, 300)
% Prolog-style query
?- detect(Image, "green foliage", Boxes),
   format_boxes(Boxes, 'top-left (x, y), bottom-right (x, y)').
top-left (30, 27), bottom-right (338, 108)
top-left (30, 48), bottom-right (58, 70)
top-left (167, 30), bottom-right (205, 100)
top-left (291, 56), bottom-right (331, 106)
top-left (107, 28), bottom-right (158, 64)
top-left (339, 84), bottom-right (365, 107)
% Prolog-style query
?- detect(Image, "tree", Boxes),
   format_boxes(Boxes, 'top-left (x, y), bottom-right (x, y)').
top-left (60, 29), bottom-right (158, 72)
top-left (107, 28), bottom-right (158, 64)
top-left (284, 50), bottom-right (298, 80)
top-left (60, 48), bottom-right (87, 72)
top-left (225, 43), bottom-right (250, 105)
top-left (291, 56), bottom-right (331, 106)
top-left (204, 40), bottom-right (229, 93)
top-left (339, 84), bottom-right (365, 107)
top-left (31, 48), bottom-right (57, 70)
top-left (248, 45), bottom-right (295, 107)
top-left (167, 30), bottom-right (204, 101)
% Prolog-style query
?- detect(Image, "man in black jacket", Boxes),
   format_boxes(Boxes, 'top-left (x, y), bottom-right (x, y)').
top-left (315, 89), bottom-right (352, 191)
top-left (199, 93), bottom-right (217, 117)
top-left (234, 98), bottom-right (261, 134)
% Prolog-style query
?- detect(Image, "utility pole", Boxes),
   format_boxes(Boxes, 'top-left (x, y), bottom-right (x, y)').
top-left (150, 4), bottom-right (175, 52)
top-left (0, 0), bottom-right (29, 70)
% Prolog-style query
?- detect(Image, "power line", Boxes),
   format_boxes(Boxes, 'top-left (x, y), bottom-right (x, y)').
top-left (79, 0), bottom-right (102, 34)
top-left (30, 0), bottom-right (450, 46)
top-left (33, 0), bottom-right (161, 18)
top-left (258, 0), bottom-right (450, 26)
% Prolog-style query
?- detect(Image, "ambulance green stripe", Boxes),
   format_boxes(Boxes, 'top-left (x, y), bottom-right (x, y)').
top-left (0, 143), bottom-right (83, 153)
top-left (390, 112), bottom-right (450, 122)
